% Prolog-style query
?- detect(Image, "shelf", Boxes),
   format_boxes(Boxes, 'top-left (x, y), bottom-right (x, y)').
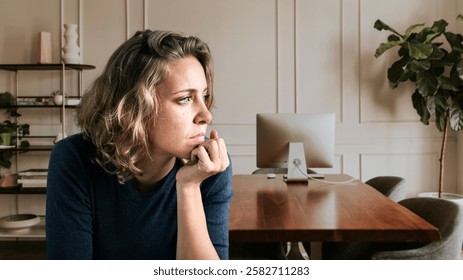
top-left (0, 241), bottom-right (46, 259)
top-left (1, 104), bottom-right (78, 108)
top-left (0, 187), bottom-right (46, 195)
top-left (20, 145), bottom-right (54, 151)
top-left (0, 216), bottom-right (45, 238)
top-left (0, 63), bottom-right (95, 71)
top-left (15, 135), bottom-right (55, 139)
top-left (0, 145), bottom-right (54, 152)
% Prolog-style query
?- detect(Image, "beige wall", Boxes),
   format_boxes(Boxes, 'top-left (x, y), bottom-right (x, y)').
top-left (1, 0), bottom-right (463, 219)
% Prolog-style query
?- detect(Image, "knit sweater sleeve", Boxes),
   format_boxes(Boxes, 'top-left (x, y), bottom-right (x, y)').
top-left (46, 136), bottom-right (95, 259)
top-left (200, 159), bottom-right (234, 260)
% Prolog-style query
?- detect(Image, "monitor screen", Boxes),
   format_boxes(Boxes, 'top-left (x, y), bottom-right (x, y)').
top-left (256, 113), bottom-right (335, 181)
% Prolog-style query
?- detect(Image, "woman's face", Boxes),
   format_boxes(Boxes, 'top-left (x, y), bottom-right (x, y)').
top-left (150, 56), bottom-right (212, 160)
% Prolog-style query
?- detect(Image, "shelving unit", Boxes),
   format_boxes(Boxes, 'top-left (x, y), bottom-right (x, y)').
top-left (0, 64), bottom-right (94, 236)
top-left (0, 64), bottom-right (95, 243)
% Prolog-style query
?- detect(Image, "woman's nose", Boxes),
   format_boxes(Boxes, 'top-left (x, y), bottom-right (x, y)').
top-left (194, 102), bottom-right (212, 124)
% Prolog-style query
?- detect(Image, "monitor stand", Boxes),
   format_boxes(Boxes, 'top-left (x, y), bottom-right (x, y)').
top-left (286, 142), bottom-right (308, 183)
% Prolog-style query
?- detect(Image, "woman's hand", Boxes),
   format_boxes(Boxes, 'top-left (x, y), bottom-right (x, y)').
top-left (176, 130), bottom-right (229, 187)
top-left (175, 130), bottom-right (228, 259)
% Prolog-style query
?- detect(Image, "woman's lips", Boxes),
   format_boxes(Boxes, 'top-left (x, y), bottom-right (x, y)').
top-left (190, 134), bottom-right (205, 142)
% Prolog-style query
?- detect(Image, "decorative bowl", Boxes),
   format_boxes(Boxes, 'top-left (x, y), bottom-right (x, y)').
top-left (0, 214), bottom-right (40, 233)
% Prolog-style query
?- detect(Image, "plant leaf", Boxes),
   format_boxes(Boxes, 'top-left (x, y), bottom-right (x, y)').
top-left (434, 91), bottom-right (449, 114)
top-left (374, 40), bottom-right (402, 58)
top-left (387, 34), bottom-right (401, 42)
top-left (374, 19), bottom-right (402, 36)
top-left (0, 150), bottom-right (12, 169)
top-left (433, 92), bottom-right (450, 131)
top-left (416, 71), bottom-right (439, 96)
top-left (457, 60), bottom-right (463, 79)
top-left (408, 60), bottom-right (431, 72)
top-left (449, 95), bottom-right (463, 130)
top-left (404, 23), bottom-right (425, 40)
top-left (445, 32), bottom-right (463, 52)
top-left (428, 46), bottom-right (446, 61)
top-left (387, 57), bottom-right (408, 87)
top-left (438, 76), bottom-right (460, 91)
top-left (412, 89), bottom-right (431, 125)
top-left (408, 40), bottom-right (434, 60)
top-left (421, 19), bottom-right (448, 43)
top-left (435, 110), bottom-right (448, 132)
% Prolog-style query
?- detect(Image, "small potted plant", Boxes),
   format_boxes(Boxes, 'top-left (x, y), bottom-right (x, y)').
top-left (0, 110), bottom-right (30, 168)
top-left (374, 15), bottom-right (463, 200)
top-left (51, 90), bottom-right (64, 106)
top-left (0, 91), bottom-right (14, 107)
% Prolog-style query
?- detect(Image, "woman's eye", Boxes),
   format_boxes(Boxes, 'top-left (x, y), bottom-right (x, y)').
top-left (178, 96), bottom-right (192, 104)
top-left (203, 94), bottom-right (210, 102)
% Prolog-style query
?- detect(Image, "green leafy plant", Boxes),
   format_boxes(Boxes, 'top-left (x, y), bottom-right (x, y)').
top-left (374, 15), bottom-right (463, 198)
top-left (0, 109), bottom-right (30, 168)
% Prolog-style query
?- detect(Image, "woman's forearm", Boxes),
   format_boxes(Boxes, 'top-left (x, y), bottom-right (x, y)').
top-left (176, 183), bottom-right (219, 260)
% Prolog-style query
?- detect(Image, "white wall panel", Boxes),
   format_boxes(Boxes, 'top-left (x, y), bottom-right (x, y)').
top-left (1, 0), bottom-right (463, 221)
top-left (277, 0), bottom-right (296, 113)
top-left (82, 0), bottom-right (127, 89)
top-left (361, 153), bottom-right (439, 197)
top-left (146, 0), bottom-right (277, 125)
top-left (295, 0), bottom-right (342, 116)
top-left (0, 0), bottom-right (61, 63)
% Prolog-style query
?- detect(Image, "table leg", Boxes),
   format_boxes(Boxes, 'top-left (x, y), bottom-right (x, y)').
top-left (286, 242), bottom-right (310, 260)
top-left (310, 242), bottom-right (322, 260)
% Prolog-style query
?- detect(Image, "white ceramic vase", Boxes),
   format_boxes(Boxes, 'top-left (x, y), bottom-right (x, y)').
top-left (62, 24), bottom-right (80, 64)
top-left (418, 192), bottom-right (463, 207)
top-left (52, 94), bottom-right (63, 105)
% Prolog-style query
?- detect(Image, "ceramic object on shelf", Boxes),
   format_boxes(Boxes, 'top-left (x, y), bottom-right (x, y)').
top-left (0, 174), bottom-right (18, 188)
top-left (53, 94), bottom-right (63, 105)
top-left (0, 132), bottom-right (11, 146)
top-left (51, 89), bottom-right (64, 105)
top-left (62, 23), bottom-right (80, 64)
top-left (0, 214), bottom-right (40, 233)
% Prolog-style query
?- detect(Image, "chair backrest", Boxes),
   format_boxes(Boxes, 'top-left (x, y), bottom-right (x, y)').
top-left (372, 197), bottom-right (463, 260)
top-left (400, 197), bottom-right (463, 259)
top-left (365, 176), bottom-right (406, 202)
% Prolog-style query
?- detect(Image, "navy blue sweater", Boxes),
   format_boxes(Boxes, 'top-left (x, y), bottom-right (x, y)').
top-left (46, 133), bottom-right (233, 259)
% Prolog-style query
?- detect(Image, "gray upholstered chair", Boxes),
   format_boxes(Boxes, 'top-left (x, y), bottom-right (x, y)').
top-left (371, 197), bottom-right (463, 260)
top-left (365, 176), bottom-right (406, 202)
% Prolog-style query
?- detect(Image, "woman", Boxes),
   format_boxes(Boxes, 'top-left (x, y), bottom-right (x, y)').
top-left (46, 30), bottom-right (233, 260)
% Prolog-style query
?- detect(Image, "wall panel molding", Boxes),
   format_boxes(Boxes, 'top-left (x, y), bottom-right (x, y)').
top-left (1, 1), bottom-right (462, 217)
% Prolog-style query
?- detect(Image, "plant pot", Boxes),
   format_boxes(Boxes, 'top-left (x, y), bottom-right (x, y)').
top-left (0, 92), bottom-right (14, 106)
top-left (0, 132), bottom-right (11, 146)
top-left (0, 174), bottom-right (18, 188)
top-left (418, 192), bottom-right (463, 206)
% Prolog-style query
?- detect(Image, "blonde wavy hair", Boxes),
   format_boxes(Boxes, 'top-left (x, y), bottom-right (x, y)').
top-left (76, 30), bottom-right (214, 183)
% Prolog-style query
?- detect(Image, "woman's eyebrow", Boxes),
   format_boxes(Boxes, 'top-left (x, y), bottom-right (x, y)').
top-left (171, 87), bottom-right (208, 95)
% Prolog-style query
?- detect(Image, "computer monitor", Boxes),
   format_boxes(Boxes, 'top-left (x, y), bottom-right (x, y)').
top-left (256, 113), bottom-right (335, 182)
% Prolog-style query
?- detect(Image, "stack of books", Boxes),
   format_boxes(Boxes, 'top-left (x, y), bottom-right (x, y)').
top-left (17, 169), bottom-right (48, 188)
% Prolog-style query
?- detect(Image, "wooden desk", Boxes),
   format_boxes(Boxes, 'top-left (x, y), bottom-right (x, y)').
top-left (229, 174), bottom-right (440, 258)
